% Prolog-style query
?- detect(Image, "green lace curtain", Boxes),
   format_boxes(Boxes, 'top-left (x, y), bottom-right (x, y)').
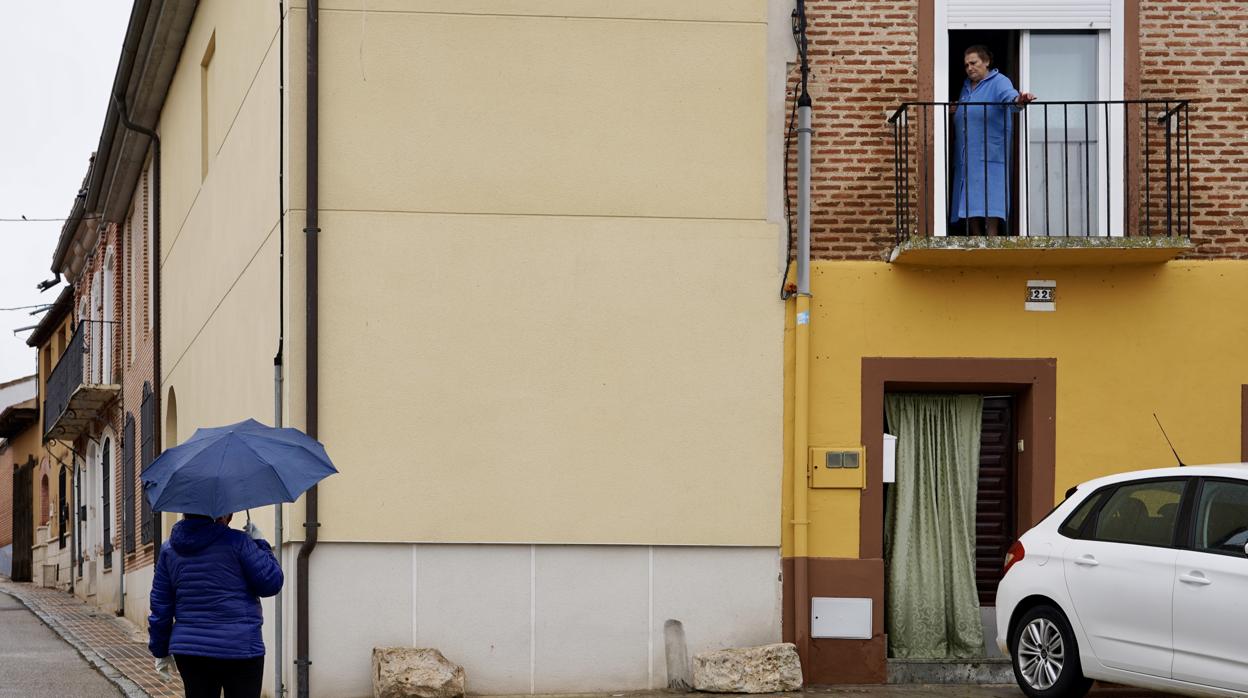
top-left (884, 394), bottom-right (984, 659)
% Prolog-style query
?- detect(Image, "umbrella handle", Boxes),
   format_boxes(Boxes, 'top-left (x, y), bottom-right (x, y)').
top-left (246, 509), bottom-right (251, 525)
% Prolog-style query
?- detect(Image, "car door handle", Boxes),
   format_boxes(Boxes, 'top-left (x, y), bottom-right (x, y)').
top-left (1073, 555), bottom-right (1099, 567)
top-left (1179, 572), bottom-right (1212, 586)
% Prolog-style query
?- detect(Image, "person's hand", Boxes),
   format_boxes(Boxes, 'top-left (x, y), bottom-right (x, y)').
top-left (154, 656), bottom-right (174, 681)
top-left (1017, 92), bottom-right (1036, 105)
top-left (244, 521), bottom-right (266, 541)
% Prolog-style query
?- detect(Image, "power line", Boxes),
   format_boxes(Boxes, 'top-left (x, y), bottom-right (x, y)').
top-left (0, 215), bottom-right (101, 223)
top-left (0, 304), bottom-right (54, 312)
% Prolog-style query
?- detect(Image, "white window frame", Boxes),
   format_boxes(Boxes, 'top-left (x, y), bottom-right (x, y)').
top-left (931, 0), bottom-right (1125, 237)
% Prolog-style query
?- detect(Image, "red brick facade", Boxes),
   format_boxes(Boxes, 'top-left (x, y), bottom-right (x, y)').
top-left (793, 0), bottom-right (1248, 260)
top-left (63, 164), bottom-right (159, 576)
top-left (1140, 0), bottom-right (1248, 257)
top-left (121, 164), bottom-right (158, 572)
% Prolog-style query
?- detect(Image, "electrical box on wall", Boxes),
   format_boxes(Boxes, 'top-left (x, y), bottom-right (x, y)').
top-left (809, 447), bottom-right (866, 489)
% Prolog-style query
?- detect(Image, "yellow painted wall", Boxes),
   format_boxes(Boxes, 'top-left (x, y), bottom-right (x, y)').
top-left (784, 260), bottom-right (1248, 559)
top-left (159, 2), bottom-right (785, 545)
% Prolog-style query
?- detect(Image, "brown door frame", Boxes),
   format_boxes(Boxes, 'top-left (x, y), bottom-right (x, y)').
top-left (862, 358), bottom-right (1057, 561)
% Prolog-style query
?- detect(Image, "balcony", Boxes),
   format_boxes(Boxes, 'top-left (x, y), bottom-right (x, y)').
top-left (43, 320), bottom-right (119, 442)
top-left (887, 99), bottom-right (1193, 266)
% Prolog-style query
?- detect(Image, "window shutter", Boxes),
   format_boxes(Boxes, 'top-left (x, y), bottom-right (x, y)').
top-left (947, 0), bottom-right (1112, 29)
top-left (102, 439), bottom-right (112, 568)
top-left (123, 415), bottom-right (136, 554)
top-left (140, 384), bottom-right (154, 545)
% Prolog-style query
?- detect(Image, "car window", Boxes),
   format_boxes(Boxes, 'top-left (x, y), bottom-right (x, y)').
top-left (1193, 479), bottom-right (1248, 557)
top-left (1059, 488), bottom-right (1106, 538)
top-left (1090, 480), bottom-right (1185, 547)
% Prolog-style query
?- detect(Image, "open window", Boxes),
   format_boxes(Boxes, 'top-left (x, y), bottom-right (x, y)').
top-left (926, 0), bottom-right (1126, 238)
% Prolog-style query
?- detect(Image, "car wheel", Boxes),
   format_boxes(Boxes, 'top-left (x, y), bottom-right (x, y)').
top-left (1010, 604), bottom-right (1092, 698)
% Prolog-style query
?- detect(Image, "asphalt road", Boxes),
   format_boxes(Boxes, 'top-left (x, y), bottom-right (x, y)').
top-left (0, 591), bottom-right (121, 697)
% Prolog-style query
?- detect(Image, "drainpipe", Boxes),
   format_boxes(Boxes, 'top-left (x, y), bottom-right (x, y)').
top-left (110, 90), bottom-right (163, 579)
top-left (296, 0), bottom-right (320, 695)
top-left (274, 2), bottom-right (287, 696)
top-left (791, 0), bottom-right (814, 670)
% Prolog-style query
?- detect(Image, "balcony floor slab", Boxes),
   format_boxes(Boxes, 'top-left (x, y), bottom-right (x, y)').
top-left (889, 235), bottom-right (1191, 267)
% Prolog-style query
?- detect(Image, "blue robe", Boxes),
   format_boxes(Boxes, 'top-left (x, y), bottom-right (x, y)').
top-left (950, 69), bottom-right (1020, 223)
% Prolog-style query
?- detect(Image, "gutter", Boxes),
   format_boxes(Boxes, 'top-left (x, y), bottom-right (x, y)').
top-left (110, 90), bottom-right (164, 599)
top-left (296, 1), bottom-right (320, 696)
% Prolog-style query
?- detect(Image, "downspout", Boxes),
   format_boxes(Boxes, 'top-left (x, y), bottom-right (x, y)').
top-left (791, 0), bottom-right (814, 670)
top-left (296, 0), bottom-right (320, 696)
top-left (110, 91), bottom-right (163, 570)
top-left (274, 2), bottom-right (287, 696)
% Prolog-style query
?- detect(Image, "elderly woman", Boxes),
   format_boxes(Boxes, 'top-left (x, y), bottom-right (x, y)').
top-left (950, 45), bottom-right (1035, 236)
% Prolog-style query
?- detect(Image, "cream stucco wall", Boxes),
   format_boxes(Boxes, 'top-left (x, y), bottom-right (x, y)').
top-left (279, 1), bottom-right (785, 545)
top-left (159, 2), bottom-right (282, 435)
top-left (158, 1), bottom-right (784, 542)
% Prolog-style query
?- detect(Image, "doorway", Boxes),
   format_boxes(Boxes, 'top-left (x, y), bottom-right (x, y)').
top-left (945, 30), bottom-right (1108, 237)
top-left (882, 393), bottom-right (1017, 658)
top-left (947, 30), bottom-right (1021, 237)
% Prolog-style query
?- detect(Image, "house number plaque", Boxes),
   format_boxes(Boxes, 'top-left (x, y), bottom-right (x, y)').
top-left (1025, 280), bottom-right (1056, 312)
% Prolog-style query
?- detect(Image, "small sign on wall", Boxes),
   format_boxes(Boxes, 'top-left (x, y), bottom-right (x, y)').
top-left (1025, 280), bottom-right (1056, 312)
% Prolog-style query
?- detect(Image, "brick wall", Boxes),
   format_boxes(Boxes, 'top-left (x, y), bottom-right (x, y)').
top-left (795, 1), bottom-right (918, 261)
top-left (1140, 0), bottom-right (1248, 257)
top-left (0, 443), bottom-right (13, 548)
top-left (795, 0), bottom-right (1247, 260)
top-left (121, 164), bottom-right (158, 572)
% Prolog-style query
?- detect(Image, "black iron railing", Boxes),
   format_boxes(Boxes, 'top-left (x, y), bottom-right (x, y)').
top-left (42, 319), bottom-right (117, 438)
top-left (888, 100), bottom-right (1191, 242)
top-left (44, 321), bottom-right (85, 437)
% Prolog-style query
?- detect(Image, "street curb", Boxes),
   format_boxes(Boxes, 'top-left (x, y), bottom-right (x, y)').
top-left (0, 588), bottom-right (151, 698)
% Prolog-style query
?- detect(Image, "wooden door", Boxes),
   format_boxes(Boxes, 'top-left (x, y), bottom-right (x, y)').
top-left (976, 397), bottom-right (1015, 605)
top-left (12, 459), bottom-right (34, 582)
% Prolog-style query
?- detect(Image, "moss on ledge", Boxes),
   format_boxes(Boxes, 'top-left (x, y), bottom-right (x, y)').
top-left (895, 235), bottom-right (1191, 253)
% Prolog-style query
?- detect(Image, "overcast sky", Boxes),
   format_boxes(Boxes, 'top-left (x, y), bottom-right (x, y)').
top-left (0, 2), bottom-right (132, 384)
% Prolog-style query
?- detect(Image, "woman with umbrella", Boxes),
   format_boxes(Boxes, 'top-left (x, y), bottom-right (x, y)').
top-left (148, 512), bottom-right (281, 696)
top-left (143, 419), bottom-right (337, 697)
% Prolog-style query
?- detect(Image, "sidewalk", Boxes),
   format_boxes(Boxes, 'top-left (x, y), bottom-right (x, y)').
top-left (0, 578), bottom-right (182, 698)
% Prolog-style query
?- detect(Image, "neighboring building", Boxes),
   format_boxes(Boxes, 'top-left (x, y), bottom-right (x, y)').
top-left (73, 2), bottom-right (790, 697)
top-left (782, 0), bottom-right (1248, 684)
top-left (44, 166), bottom-right (126, 610)
top-left (0, 375), bottom-right (38, 579)
top-left (28, 286), bottom-right (82, 591)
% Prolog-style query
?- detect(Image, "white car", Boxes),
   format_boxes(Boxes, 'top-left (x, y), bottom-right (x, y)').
top-left (996, 464), bottom-right (1248, 698)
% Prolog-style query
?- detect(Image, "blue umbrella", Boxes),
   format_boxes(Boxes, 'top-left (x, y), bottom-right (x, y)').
top-left (142, 418), bottom-right (337, 518)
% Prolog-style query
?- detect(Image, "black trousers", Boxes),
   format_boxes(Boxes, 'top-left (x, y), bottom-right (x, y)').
top-left (173, 654), bottom-right (264, 698)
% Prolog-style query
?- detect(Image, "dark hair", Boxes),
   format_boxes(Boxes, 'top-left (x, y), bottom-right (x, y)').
top-left (964, 45), bottom-right (993, 66)
top-left (183, 513), bottom-right (212, 521)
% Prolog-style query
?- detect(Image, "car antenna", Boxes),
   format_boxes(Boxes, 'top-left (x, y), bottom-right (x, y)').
top-left (1153, 413), bottom-right (1185, 467)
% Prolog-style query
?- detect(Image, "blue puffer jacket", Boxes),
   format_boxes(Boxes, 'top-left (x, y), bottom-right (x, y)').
top-left (148, 518), bottom-right (284, 659)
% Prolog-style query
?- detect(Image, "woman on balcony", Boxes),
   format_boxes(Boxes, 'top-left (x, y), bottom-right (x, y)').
top-left (951, 45), bottom-right (1035, 236)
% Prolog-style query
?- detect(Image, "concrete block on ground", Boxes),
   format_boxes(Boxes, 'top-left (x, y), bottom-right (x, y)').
top-left (372, 647), bottom-right (466, 698)
top-left (692, 642), bottom-right (802, 693)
